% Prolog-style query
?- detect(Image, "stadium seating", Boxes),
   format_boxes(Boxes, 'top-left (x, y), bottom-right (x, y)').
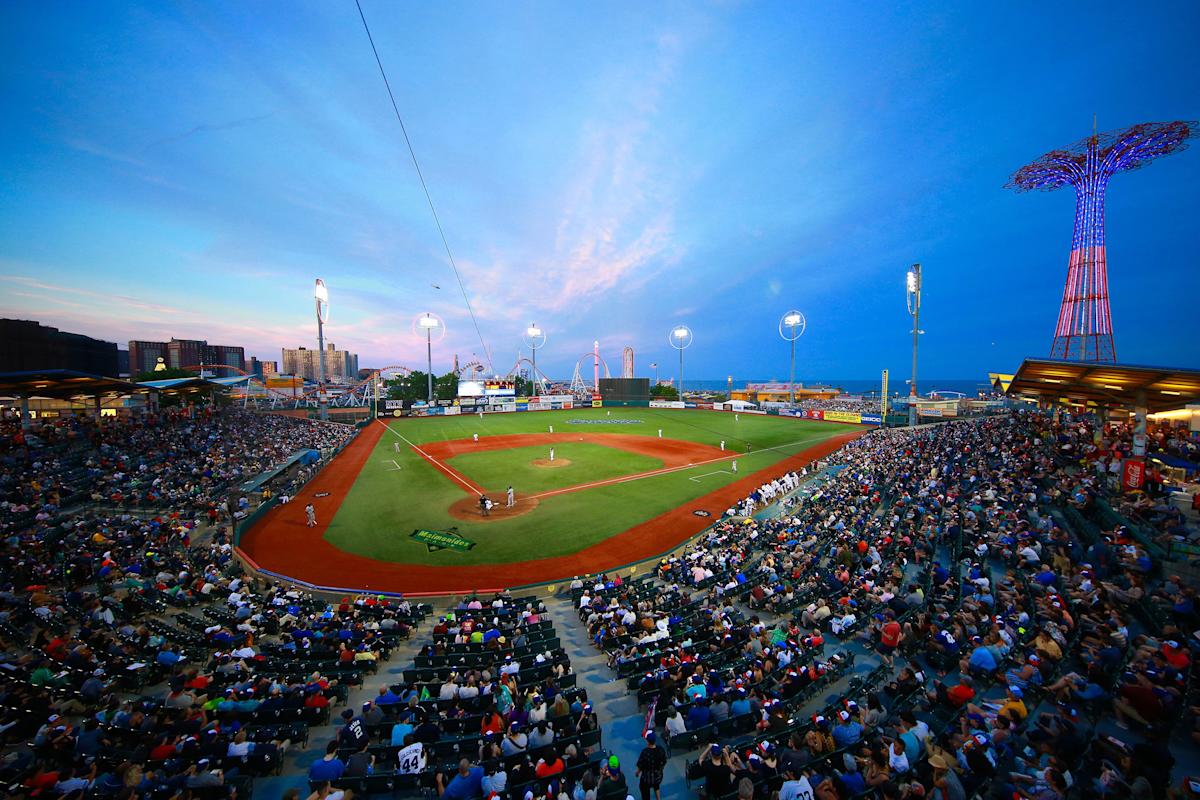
top-left (3, 407), bottom-right (1199, 799)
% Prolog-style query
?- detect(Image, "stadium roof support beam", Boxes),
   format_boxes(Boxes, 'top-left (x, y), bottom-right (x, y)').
top-left (1004, 358), bottom-right (1200, 413)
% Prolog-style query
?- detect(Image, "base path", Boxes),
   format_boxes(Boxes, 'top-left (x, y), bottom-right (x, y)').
top-left (238, 423), bottom-right (866, 595)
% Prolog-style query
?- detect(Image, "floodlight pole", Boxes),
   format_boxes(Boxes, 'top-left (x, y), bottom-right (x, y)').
top-left (906, 263), bottom-right (922, 427)
top-left (426, 328), bottom-right (434, 402)
top-left (314, 278), bottom-right (329, 421)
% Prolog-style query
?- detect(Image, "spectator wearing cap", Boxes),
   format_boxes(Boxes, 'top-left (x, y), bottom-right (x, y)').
top-left (926, 753), bottom-right (964, 800)
top-left (962, 635), bottom-right (1000, 675)
top-left (832, 709), bottom-right (864, 748)
top-left (686, 697), bottom-right (712, 730)
top-left (361, 699), bottom-right (385, 725)
top-left (597, 753), bottom-right (627, 798)
top-left (501, 721), bottom-right (527, 756)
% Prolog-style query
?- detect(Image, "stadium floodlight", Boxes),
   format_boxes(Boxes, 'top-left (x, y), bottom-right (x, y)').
top-left (906, 263), bottom-right (922, 427)
top-left (778, 310), bottom-right (807, 405)
top-left (523, 324), bottom-right (547, 397)
top-left (415, 312), bottom-right (445, 402)
top-left (668, 325), bottom-right (693, 399)
top-left (314, 278), bottom-right (330, 420)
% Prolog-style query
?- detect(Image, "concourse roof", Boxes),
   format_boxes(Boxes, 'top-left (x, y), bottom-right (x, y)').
top-left (1005, 358), bottom-right (1200, 413)
top-left (0, 369), bottom-right (147, 400)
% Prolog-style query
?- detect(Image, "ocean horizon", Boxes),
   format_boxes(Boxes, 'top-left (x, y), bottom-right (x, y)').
top-left (674, 378), bottom-right (993, 395)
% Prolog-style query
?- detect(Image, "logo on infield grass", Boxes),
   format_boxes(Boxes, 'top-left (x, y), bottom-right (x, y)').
top-left (411, 528), bottom-right (477, 553)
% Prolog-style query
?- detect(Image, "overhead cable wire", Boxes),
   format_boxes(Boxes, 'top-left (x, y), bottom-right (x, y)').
top-left (354, 0), bottom-right (494, 371)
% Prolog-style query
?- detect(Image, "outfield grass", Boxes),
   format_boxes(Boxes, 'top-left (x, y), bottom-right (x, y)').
top-left (447, 442), bottom-right (663, 494)
top-left (324, 407), bottom-right (850, 566)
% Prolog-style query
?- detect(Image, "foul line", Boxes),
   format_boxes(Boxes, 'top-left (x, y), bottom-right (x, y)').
top-left (689, 470), bottom-right (733, 482)
top-left (375, 419), bottom-right (483, 495)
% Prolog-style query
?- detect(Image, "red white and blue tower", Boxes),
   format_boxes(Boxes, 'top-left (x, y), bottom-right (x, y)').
top-left (1007, 121), bottom-right (1196, 362)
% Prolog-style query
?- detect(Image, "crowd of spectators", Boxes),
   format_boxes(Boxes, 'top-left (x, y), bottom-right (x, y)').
top-left (578, 411), bottom-right (1199, 800)
top-left (0, 409), bottom-right (354, 531)
top-left (4, 399), bottom-right (1200, 800)
top-left (0, 407), bottom-right (377, 800)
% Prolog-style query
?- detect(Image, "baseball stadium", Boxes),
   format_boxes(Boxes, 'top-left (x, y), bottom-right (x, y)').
top-left (3, 5), bottom-right (1200, 800)
top-left (237, 406), bottom-right (864, 595)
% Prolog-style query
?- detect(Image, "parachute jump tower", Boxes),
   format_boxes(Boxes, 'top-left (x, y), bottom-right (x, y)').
top-left (1006, 120), bottom-right (1196, 362)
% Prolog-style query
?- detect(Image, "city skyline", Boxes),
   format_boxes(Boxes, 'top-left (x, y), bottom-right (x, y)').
top-left (2, 2), bottom-right (1198, 381)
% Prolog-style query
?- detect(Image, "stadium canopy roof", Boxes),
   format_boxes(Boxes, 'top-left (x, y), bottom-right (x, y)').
top-left (0, 369), bottom-right (148, 400)
top-left (1005, 358), bottom-right (1200, 413)
top-left (136, 376), bottom-right (229, 395)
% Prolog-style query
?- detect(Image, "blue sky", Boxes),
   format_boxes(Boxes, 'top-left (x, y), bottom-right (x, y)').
top-left (1, 1), bottom-right (1197, 383)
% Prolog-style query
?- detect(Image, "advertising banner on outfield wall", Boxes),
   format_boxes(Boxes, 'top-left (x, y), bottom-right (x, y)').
top-left (650, 400), bottom-right (686, 409)
top-left (823, 411), bottom-right (862, 424)
top-left (860, 414), bottom-right (883, 425)
top-left (444, 406), bottom-right (460, 416)
top-left (384, 399), bottom-right (404, 410)
top-left (805, 409), bottom-right (825, 421)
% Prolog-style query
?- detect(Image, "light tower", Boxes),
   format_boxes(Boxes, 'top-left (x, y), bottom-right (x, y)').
top-left (906, 264), bottom-right (922, 428)
top-left (523, 324), bottom-right (546, 396)
top-left (1007, 121), bottom-right (1197, 362)
top-left (313, 278), bottom-right (329, 420)
top-left (779, 310), bottom-right (806, 405)
top-left (669, 325), bottom-right (693, 399)
top-left (415, 312), bottom-right (444, 402)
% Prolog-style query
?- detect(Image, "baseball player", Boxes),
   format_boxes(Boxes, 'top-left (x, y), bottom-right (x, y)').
top-left (305, 503), bottom-right (317, 527)
top-left (473, 433), bottom-right (479, 443)
top-left (720, 440), bottom-right (725, 451)
top-left (549, 447), bottom-right (555, 462)
top-left (506, 486), bottom-right (515, 507)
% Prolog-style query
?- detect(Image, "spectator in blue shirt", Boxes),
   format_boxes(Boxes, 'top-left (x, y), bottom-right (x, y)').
top-left (965, 637), bottom-right (1000, 674)
top-left (831, 711), bottom-right (863, 747)
top-left (438, 759), bottom-right (484, 799)
top-left (686, 699), bottom-right (713, 729)
top-left (308, 741), bottom-right (346, 782)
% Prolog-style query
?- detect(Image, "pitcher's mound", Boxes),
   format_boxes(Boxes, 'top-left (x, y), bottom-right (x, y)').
top-left (448, 495), bottom-right (540, 522)
top-left (532, 458), bottom-right (571, 468)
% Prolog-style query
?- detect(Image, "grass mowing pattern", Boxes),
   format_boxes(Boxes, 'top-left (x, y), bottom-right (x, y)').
top-left (446, 442), bottom-right (663, 494)
top-left (325, 408), bottom-right (848, 566)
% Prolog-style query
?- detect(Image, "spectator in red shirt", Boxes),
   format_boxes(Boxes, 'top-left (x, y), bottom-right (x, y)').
top-left (535, 750), bottom-right (565, 778)
top-left (929, 675), bottom-right (975, 708)
top-left (878, 612), bottom-right (903, 666)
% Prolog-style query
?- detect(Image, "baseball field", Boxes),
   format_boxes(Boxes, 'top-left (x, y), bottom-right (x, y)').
top-left (237, 407), bottom-right (864, 594)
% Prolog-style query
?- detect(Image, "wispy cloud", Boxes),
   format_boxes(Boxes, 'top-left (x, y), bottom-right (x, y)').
top-left (144, 112), bottom-right (276, 150)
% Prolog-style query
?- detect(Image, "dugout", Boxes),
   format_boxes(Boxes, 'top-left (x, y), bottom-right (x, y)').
top-left (599, 377), bottom-right (650, 407)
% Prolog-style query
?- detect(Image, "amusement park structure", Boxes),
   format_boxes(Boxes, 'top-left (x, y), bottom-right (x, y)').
top-left (1007, 120), bottom-right (1197, 363)
top-left (184, 364), bottom-right (411, 411)
top-left (621, 347), bottom-right (634, 379)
